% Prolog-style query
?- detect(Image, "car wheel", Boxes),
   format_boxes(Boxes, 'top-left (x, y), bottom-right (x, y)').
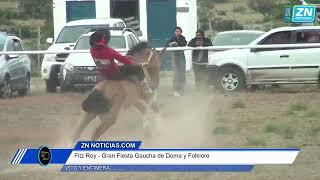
top-left (1, 77), bottom-right (12, 98)
top-left (216, 67), bottom-right (245, 92)
top-left (46, 79), bottom-right (57, 93)
top-left (18, 75), bottom-right (30, 96)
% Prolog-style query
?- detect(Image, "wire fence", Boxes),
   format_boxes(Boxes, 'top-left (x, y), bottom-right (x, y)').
top-left (1, 43), bottom-right (320, 55)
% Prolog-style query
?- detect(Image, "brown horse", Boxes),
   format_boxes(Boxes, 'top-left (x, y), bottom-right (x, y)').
top-left (72, 42), bottom-right (166, 141)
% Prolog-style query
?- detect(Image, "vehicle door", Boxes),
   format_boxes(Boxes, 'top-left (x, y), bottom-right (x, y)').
top-left (126, 34), bottom-right (134, 49)
top-left (12, 39), bottom-right (28, 86)
top-left (5, 39), bottom-right (20, 87)
top-left (129, 34), bottom-right (139, 46)
top-left (289, 29), bottom-right (320, 82)
top-left (117, 22), bottom-right (126, 29)
top-left (247, 31), bottom-right (293, 83)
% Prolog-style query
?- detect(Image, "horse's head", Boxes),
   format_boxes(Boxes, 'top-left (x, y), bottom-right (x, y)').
top-left (127, 42), bottom-right (166, 89)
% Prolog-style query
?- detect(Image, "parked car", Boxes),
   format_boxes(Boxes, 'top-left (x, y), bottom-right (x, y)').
top-left (204, 30), bottom-right (265, 86)
top-left (59, 29), bottom-right (140, 91)
top-left (0, 32), bottom-right (31, 98)
top-left (210, 30), bottom-right (265, 54)
top-left (41, 18), bottom-right (127, 93)
top-left (212, 30), bottom-right (265, 45)
top-left (207, 26), bottom-right (320, 92)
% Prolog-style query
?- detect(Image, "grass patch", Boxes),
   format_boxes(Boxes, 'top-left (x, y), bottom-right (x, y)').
top-left (286, 143), bottom-right (302, 148)
top-left (246, 137), bottom-right (266, 146)
top-left (231, 100), bottom-right (246, 109)
top-left (289, 103), bottom-right (308, 112)
top-left (264, 124), bottom-right (296, 139)
top-left (282, 110), bottom-right (295, 116)
top-left (264, 124), bottom-right (278, 133)
top-left (309, 126), bottom-right (320, 136)
top-left (282, 126), bottom-right (295, 139)
top-left (216, 116), bottom-right (226, 122)
top-left (213, 110), bottom-right (228, 122)
top-left (305, 110), bottom-right (319, 118)
top-left (283, 103), bottom-right (308, 116)
top-left (212, 126), bottom-right (229, 134)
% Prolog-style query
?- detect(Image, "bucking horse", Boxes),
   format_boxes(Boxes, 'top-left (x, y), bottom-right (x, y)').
top-left (72, 42), bottom-right (166, 141)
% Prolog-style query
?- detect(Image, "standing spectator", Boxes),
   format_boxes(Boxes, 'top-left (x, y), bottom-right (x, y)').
top-left (188, 30), bottom-right (212, 90)
top-left (166, 26), bottom-right (187, 96)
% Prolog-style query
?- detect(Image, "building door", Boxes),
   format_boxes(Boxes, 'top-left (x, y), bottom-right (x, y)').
top-left (110, 0), bottom-right (139, 19)
top-left (66, 1), bottom-right (96, 22)
top-left (110, 0), bottom-right (140, 34)
top-left (147, 0), bottom-right (176, 70)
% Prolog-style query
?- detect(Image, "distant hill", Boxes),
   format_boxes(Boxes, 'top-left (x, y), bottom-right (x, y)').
top-left (0, 0), bottom-right (50, 51)
top-left (199, 0), bottom-right (305, 37)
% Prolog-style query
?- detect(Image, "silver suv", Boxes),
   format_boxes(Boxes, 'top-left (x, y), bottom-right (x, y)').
top-left (0, 32), bottom-right (31, 98)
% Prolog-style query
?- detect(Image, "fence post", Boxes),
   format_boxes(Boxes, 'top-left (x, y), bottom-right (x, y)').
top-left (232, 3), bottom-right (235, 30)
top-left (37, 26), bottom-right (41, 69)
top-left (208, 21), bottom-right (213, 36)
top-left (18, 25), bottom-right (21, 38)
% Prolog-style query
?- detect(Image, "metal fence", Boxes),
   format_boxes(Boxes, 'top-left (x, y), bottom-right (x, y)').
top-left (1, 43), bottom-right (320, 55)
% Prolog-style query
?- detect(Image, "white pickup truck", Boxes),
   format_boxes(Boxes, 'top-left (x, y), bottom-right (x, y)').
top-left (207, 26), bottom-right (320, 92)
top-left (41, 18), bottom-right (127, 92)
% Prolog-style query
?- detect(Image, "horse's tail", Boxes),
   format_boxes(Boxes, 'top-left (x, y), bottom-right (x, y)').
top-left (82, 89), bottom-right (112, 113)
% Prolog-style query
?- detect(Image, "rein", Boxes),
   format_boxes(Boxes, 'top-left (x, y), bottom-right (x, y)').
top-left (141, 48), bottom-right (154, 66)
top-left (129, 48), bottom-right (156, 92)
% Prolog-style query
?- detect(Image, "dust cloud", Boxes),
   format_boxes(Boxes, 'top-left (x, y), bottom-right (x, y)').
top-left (51, 92), bottom-right (218, 149)
top-left (142, 93), bottom-right (217, 148)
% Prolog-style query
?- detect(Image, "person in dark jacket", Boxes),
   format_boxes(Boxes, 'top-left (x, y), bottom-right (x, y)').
top-left (166, 26), bottom-right (187, 96)
top-left (188, 30), bottom-right (212, 90)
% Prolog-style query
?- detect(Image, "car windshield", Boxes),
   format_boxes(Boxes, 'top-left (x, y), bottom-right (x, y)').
top-left (0, 34), bottom-right (6, 51)
top-left (212, 32), bottom-right (264, 46)
top-left (55, 25), bottom-right (110, 43)
top-left (75, 35), bottom-right (126, 50)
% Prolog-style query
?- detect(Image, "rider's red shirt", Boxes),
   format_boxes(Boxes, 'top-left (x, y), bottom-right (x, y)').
top-left (90, 46), bottom-right (134, 77)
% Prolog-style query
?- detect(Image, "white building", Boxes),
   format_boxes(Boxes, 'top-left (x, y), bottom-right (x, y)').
top-left (52, 0), bottom-right (198, 70)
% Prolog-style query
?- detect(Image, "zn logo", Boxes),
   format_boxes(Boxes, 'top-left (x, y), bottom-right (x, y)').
top-left (292, 5), bottom-right (316, 23)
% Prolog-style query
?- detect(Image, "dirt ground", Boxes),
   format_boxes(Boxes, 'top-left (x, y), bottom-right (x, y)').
top-left (0, 75), bottom-right (320, 180)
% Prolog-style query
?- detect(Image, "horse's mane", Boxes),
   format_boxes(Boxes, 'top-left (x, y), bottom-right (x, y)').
top-left (127, 41), bottom-right (150, 56)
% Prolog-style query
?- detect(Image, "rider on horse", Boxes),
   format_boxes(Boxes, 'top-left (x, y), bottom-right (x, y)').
top-left (74, 29), bottom-right (164, 141)
top-left (89, 28), bottom-right (145, 85)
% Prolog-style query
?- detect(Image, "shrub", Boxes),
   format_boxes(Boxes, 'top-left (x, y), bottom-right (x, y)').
top-left (231, 100), bottom-right (246, 109)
